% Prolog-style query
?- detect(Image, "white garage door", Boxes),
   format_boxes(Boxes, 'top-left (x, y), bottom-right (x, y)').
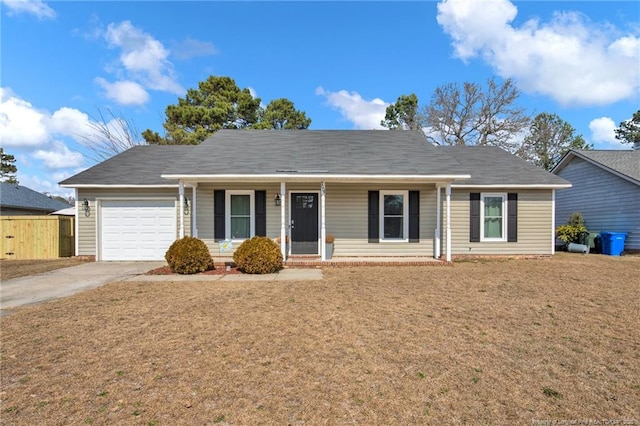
top-left (100, 199), bottom-right (177, 261)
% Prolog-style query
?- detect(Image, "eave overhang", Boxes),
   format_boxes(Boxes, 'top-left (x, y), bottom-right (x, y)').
top-left (160, 173), bottom-right (472, 184)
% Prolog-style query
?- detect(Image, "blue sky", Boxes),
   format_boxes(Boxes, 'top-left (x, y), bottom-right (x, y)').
top-left (1, 0), bottom-right (638, 198)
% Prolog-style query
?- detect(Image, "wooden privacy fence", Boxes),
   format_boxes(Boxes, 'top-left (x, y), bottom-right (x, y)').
top-left (0, 216), bottom-right (74, 260)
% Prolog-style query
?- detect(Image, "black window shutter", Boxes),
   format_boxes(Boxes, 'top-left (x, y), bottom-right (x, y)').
top-left (507, 193), bottom-right (518, 242)
top-left (408, 191), bottom-right (420, 243)
top-left (255, 190), bottom-right (267, 237)
top-left (214, 190), bottom-right (225, 242)
top-left (368, 191), bottom-right (379, 243)
top-left (470, 193), bottom-right (480, 242)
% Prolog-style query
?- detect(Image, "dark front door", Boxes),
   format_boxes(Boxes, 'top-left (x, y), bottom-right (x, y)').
top-left (291, 193), bottom-right (318, 255)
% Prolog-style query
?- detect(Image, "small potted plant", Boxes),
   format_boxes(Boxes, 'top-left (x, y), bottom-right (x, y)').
top-left (325, 233), bottom-right (335, 259)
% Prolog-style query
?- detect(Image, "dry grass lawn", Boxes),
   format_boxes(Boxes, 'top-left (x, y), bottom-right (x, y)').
top-left (1, 254), bottom-right (638, 425)
top-left (0, 257), bottom-right (92, 281)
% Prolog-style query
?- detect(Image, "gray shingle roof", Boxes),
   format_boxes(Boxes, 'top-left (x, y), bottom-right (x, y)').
top-left (164, 130), bottom-right (464, 176)
top-left (439, 145), bottom-right (570, 186)
top-left (59, 130), bottom-right (570, 187)
top-left (59, 145), bottom-right (194, 186)
top-left (0, 183), bottom-right (71, 212)
top-left (569, 150), bottom-right (640, 184)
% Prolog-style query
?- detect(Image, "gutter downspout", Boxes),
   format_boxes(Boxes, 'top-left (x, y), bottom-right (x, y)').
top-left (321, 182), bottom-right (326, 261)
top-left (435, 185), bottom-right (441, 259)
top-left (551, 189), bottom-right (556, 255)
top-left (446, 184), bottom-right (452, 263)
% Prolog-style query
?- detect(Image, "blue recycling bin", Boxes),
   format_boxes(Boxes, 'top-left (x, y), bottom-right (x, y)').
top-left (599, 232), bottom-right (627, 256)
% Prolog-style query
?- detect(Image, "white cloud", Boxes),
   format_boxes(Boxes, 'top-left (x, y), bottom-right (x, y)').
top-left (316, 86), bottom-right (388, 130)
top-left (0, 88), bottom-right (93, 147)
top-left (589, 117), bottom-right (617, 143)
top-left (0, 89), bottom-right (91, 197)
top-left (588, 116), bottom-right (627, 149)
top-left (102, 21), bottom-right (184, 98)
top-left (0, 87), bottom-right (50, 146)
top-left (48, 107), bottom-right (94, 142)
top-left (436, 0), bottom-right (640, 106)
top-left (171, 37), bottom-right (217, 60)
top-left (1, 0), bottom-right (56, 20)
top-left (95, 77), bottom-right (150, 106)
top-left (32, 141), bottom-right (84, 169)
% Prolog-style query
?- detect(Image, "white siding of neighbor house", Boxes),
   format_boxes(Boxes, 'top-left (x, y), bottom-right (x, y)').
top-left (441, 188), bottom-right (554, 255)
top-left (76, 188), bottom-right (187, 257)
top-left (555, 157), bottom-right (640, 250)
top-left (197, 182), bottom-right (438, 257)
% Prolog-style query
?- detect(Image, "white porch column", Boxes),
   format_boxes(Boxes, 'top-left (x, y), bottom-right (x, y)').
top-left (178, 181), bottom-right (185, 239)
top-left (435, 185), bottom-right (441, 259)
top-left (192, 184), bottom-right (198, 238)
top-left (321, 181), bottom-right (326, 261)
top-left (280, 181), bottom-right (287, 260)
top-left (445, 183), bottom-right (452, 262)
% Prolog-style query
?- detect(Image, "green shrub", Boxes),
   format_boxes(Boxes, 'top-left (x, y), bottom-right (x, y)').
top-left (556, 212), bottom-right (588, 244)
top-left (165, 237), bottom-right (213, 274)
top-left (233, 236), bottom-right (283, 274)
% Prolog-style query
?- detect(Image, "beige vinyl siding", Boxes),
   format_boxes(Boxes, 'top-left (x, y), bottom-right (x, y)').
top-left (196, 183), bottom-right (282, 255)
top-left (197, 183), bottom-right (438, 257)
top-left (325, 183), bottom-right (436, 257)
top-left (76, 188), bottom-right (184, 257)
top-left (444, 189), bottom-right (554, 255)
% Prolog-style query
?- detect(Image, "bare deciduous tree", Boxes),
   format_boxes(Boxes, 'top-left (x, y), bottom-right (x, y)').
top-left (422, 78), bottom-right (530, 152)
top-left (80, 108), bottom-right (144, 162)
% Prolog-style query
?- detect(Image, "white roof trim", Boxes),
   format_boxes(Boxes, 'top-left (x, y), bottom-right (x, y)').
top-left (161, 173), bottom-right (471, 183)
top-left (60, 184), bottom-right (182, 189)
top-left (451, 184), bottom-right (572, 189)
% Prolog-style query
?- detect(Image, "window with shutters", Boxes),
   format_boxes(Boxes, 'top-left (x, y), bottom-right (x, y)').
top-left (379, 190), bottom-right (409, 241)
top-left (481, 193), bottom-right (506, 241)
top-left (226, 191), bottom-right (254, 240)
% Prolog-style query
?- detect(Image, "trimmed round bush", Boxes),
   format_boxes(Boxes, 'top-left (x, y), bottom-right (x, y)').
top-left (233, 236), bottom-right (283, 274)
top-left (165, 236), bottom-right (213, 275)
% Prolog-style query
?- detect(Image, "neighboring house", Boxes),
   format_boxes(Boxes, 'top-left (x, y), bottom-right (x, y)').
top-left (0, 183), bottom-right (71, 215)
top-left (552, 149), bottom-right (640, 251)
top-left (60, 130), bottom-right (570, 261)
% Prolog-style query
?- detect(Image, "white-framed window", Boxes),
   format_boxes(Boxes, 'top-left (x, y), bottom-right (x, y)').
top-left (379, 190), bottom-right (409, 242)
top-left (226, 190), bottom-right (254, 240)
top-left (481, 193), bottom-right (506, 242)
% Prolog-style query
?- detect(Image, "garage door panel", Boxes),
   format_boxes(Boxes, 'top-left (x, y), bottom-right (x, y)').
top-left (100, 199), bottom-right (177, 261)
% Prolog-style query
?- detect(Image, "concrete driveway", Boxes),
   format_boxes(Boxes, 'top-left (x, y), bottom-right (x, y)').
top-left (0, 261), bottom-right (164, 315)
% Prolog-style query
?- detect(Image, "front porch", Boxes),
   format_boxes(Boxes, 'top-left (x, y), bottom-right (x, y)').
top-left (177, 179), bottom-right (460, 263)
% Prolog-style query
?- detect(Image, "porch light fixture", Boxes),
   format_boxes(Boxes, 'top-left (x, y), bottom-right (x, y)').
top-left (82, 198), bottom-right (90, 217)
top-left (184, 197), bottom-right (190, 215)
top-left (274, 193), bottom-right (281, 206)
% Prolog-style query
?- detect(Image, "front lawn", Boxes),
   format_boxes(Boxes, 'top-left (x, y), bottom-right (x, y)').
top-left (0, 257), bottom-right (92, 281)
top-left (1, 253), bottom-right (638, 424)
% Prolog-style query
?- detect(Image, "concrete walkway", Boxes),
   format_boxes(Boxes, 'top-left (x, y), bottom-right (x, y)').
top-left (0, 261), bottom-right (164, 314)
top-left (1, 263), bottom-right (323, 316)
